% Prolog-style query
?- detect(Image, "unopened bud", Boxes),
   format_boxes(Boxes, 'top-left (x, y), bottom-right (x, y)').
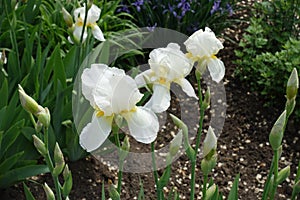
top-left (286, 68), bottom-right (298, 100)
top-left (205, 184), bottom-right (217, 200)
top-left (35, 120), bottom-right (43, 133)
top-left (269, 110), bottom-right (286, 150)
top-left (203, 126), bottom-right (217, 158)
top-left (32, 135), bottom-right (47, 156)
top-left (277, 165), bottom-right (290, 185)
top-left (53, 143), bottom-right (65, 176)
top-left (169, 130), bottom-right (183, 157)
top-left (203, 87), bottom-right (211, 110)
top-left (120, 136), bottom-right (130, 161)
top-left (63, 164), bottom-right (71, 180)
top-left (62, 7), bottom-right (73, 28)
top-left (18, 84), bottom-right (41, 115)
top-left (201, 153), bottom-right (217, 175)
top-left (37, 107), bottom-right (51, 128)
top-left (43, 183), bottom-right (55, 200)
top-left (195, 69), bottom-right (202, 81)
top-left (285, 99), bottom-right (296, 118)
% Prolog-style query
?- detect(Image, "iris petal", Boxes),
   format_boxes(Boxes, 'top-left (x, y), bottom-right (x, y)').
top-left (123, 107), bottom-right (159, 143)
top-left (207, 58), bottom-right (225, 83)
top-left (79, 114), bottom-right (113, 152)
top-left (145, 84), bottom-right (171, 113)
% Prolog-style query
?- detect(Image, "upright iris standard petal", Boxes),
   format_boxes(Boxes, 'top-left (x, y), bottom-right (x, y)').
top-left (79, 114), bottom-right (113, 152)
top-left (135, 43), bottom-right (197, 113)
top-left (123, 107), bottom-right (159, 144)
top-left (80, 64), bottom-right (159, 151)
top-left (184, 27), bottom-right (225, 83)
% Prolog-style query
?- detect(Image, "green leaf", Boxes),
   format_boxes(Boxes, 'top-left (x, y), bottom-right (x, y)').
top-left (0, 120), bottom-right (25, 160)
top-left (0, 164), bottom-right (49, 188)
top-left (138, 178), bottom-right (144, 200)
top-left (23, 182), bottom-right (36, 200)
top-left (63, 46), bottom-right (78, 78)
top-left (158, 165), bottom-right (171, 188)
top-left (228, 174), bottom-right (239, 200)
top-left (0, 151), bottom-right (24, 173)
top-left (0, 78), bottom-right (8, 108)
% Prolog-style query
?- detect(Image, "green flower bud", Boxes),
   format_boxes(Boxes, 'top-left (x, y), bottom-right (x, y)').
top-left (269, 110), bottom-right (286, 150)
top-left (37, 107), bottom-right (51, 128)
top-left (286, 68), bottom-right (298, 100)
top-left (169, 114), bottom-right (195, 161)
top-left (62, 7), bottom-right (73, 28)
top-left (62, 164), bottom-right (73, 198)
top-left (32, 135), bottom-right (47, 156)
top-left (119, 136), bottom-right (130, 161)
top-left (285, 99), bottom-right (296, 118)
top-left (204, 184), bottom-right (217, 200)
top-left (202, 87), bottom-right (211, 110)
top-left (18, 84), bottom-right (41, 115)
top-left (43, 183), bottom-right (55, 200)
top-left (277, 166), bottom-right (290, 185)
top-left (169, 130), bottom-right (183, 157)
top-left (108, 180), bottom-right (120, 200)
top-left (35, 120), bottom-right (43, 133)
top-left (87, 0), bottom-right (93, 10)
top-left (63, 164), bottom-right (71, 181)
top-left (201, 154), bottom-right (217, 175)
top-left (53, 143), bottom-right (65, 177)
top-left (203, 127), bottom-right (217, 158)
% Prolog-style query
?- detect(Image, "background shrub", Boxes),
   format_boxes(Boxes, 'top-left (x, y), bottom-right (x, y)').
top-left (234, 0), bottom-right (300, 119)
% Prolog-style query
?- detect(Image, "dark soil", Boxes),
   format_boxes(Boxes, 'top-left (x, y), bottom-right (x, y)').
top-left (1, 1), bottom-right (300, 200)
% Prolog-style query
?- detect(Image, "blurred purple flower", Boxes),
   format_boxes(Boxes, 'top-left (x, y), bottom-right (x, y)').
top-left (210, 0), bottom-right (221, 14)
top-left (117, 4), bottom-right (130, 13)
top-left (132, 0), bottom-right (144, 12)
top-left (163, 4), bottom-right (177, 17)
top-left (177, 0), bottom-right (192, 18)
top-left (226, 3), bottom-right (234, 16)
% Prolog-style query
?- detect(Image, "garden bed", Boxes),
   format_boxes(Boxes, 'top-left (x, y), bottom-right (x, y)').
top-left (1, 0), bottom-right (300, 199)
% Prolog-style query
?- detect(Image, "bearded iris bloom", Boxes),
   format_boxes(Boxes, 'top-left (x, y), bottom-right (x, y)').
top-left (80, 64), bottom-right (159, 152)
top-left (184, 27), bottom-right (225, 83)
top-left (69, 4), bottom-right (105, 43)
top-left (135, 43), bottom-right (198, 113)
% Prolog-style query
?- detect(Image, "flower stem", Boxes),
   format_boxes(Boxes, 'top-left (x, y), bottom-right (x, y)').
top-left (44, 127), bottom-right (62, 200)
top-left (202, 174), bottom-right (208, 199)
top-left (151, 142), bottom-right (163, 199)
top-left (269, 149), bottom-right (279, 199)
top-left (190, 73), bottom-right (204, 200)
top-left (112, 125), bottom-right (123, 194)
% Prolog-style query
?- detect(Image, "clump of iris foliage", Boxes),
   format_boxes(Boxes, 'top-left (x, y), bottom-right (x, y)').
top-left (0, 0), bottom-right (140, 189)
top-left (234, 0), bottom-right (300, 120)
top-left (117, 0), bottom-right (234, 35)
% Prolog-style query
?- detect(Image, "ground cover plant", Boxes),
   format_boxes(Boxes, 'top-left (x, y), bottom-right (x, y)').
top-left (0, 0), bottom-right (299, 199)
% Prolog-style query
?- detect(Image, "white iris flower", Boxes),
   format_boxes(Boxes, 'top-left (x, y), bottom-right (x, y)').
top-left (69, 4), bottom-right (105, 43)
top-left (184, 27), bottom-right (225, 83)
top-left (80, 64), bottom-right (159, 152)
top-left (135, 43), bottom-right (198, 113)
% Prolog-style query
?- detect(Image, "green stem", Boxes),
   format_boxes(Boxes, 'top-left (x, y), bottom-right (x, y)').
top-left (269, 149), bottom-right (279, 199)
top-left (151, 142), bottom-right (163, 199)
top-left (80, 0), bottom-right (89, 44)
top-left (29, 113), bottom-right (37, 129)
top-left (202, 174), bottom-right (208, 199)
top-left (112, 125), bottom-right (122, 194)
top-left (190, 73), bottom-right (204, 200)
top-left (44, 128), bottom-right (62, 200)
top-left (261, 158), bottom-right (274, 200)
